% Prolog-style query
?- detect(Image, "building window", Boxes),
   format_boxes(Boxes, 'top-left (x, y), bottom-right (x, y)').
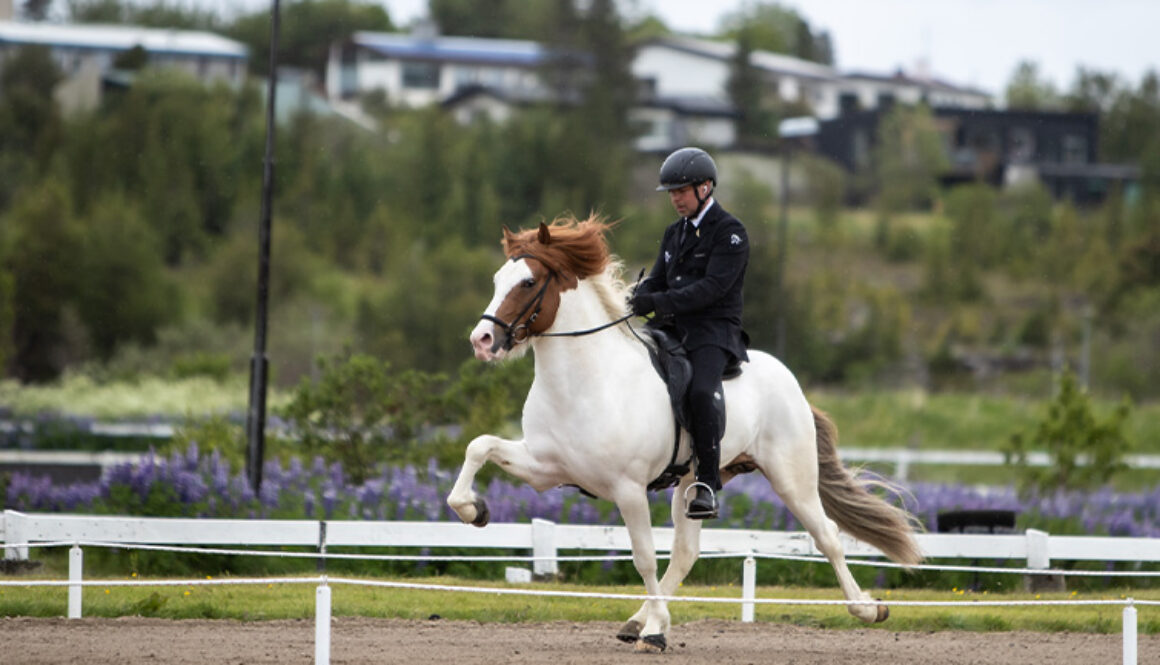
top-left (402, 61), bottom-right (440, 89)
top-left (1008, 127), bottom-right (1036, 163)
top-left (1062, 134), bottom-right (1088, 164)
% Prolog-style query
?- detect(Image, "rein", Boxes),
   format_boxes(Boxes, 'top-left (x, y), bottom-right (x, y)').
top-left (479, 253), bottom-right (639, 351)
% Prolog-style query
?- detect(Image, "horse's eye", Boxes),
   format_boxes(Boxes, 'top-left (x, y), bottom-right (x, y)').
top-left (522, 278), bottom-right (535, 288)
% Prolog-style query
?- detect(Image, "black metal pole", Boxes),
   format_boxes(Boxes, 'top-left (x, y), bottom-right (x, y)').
top-left (775, 144), bottom-right (790, 360)
top-left (246, 0), bottom-right (282, 493)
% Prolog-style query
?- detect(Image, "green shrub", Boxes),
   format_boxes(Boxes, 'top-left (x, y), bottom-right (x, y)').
top-left (1003, 370), bottom-right (1133, 494)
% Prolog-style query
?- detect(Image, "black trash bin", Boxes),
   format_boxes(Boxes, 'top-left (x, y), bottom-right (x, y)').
top-left (937, 510), bottom-right (1017, 590)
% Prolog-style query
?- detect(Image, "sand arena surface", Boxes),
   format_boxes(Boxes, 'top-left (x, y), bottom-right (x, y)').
top-left (2, 616), bottom-right (1155, 664)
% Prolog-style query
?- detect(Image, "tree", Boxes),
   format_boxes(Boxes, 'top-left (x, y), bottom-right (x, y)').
top-left (726, 28), bottom-right (770, 145)
top-left (0, 45), bottom-right (63, 209)
top-left (1004, 60), bottom-right (1060, 110)
top-left (4, 179), bottom-right (87, 382)
top-left (281, 352), bottom-right (443, 482)
top-left (1003, 371), bottom-right (1132, 494)
top-left (228, 0), bottom-right (392, 80)
top-left (429, 0), bottom-right (554, 40)
top-left (874, 104), bottom-right (947, 215)
top-left (75, 195), bottom-right (181, 359)
top-left (718, 2), bottom-right (833, 64)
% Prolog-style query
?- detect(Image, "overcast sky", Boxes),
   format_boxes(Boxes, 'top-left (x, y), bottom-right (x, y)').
top-left (201, 0), bottom-right (1159, 96)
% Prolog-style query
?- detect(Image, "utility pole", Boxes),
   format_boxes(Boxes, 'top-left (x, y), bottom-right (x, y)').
top-left (246, 0), bottom-right (283, 493)
top-left (774, 117), bottom-right (819, 360)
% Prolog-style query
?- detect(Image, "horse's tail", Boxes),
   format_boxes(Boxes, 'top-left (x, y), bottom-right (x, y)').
top-left (812, 404), bottom-right (924, 566)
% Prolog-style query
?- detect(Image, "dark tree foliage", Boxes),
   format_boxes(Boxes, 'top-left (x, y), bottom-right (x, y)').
top-left (0, 45), bottom-right (62, 208)
top-left (429, 0), bottom-right (554, 40)
top-left (228, 0), bottom-right (392, 79)
top-left (68, 0), bottom-right (222, 29)
top-left (718, 2), bottom-right (833, 65)
top-left (726, 28), bottom-right (769, 146)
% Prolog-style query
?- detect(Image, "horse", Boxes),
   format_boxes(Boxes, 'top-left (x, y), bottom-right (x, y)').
top-left (447, 214), bottom-right (923, 651)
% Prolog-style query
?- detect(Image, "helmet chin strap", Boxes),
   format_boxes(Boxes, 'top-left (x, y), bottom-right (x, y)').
top-left (690, 182), bottom-right (713, 218)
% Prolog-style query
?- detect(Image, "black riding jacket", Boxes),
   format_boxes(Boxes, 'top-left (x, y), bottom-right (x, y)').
top-left (637, 201), bottom-right (749, 361)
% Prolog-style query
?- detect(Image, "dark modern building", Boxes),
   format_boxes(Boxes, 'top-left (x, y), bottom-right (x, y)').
top-left (816, 107), bottom-right (1139, 204)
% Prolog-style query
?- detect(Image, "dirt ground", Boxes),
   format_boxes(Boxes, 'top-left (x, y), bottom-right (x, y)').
top-left (2, 616), bottom-right (1154, 665)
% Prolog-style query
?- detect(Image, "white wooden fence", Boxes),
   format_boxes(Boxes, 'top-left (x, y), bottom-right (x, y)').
top-left (5, 509), bottom-right (1160, 577)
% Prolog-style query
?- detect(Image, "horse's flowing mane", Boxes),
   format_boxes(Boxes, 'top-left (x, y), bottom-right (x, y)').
top-left (504, 213), bottom-right (631, 328)
top-left (504, 213), bottom-right (614, 279)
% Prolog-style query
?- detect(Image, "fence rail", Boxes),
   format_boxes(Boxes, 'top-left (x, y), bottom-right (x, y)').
top-left (5, 510), bottom-right (1159, 577)
top-left (4, 444), bottom-right (1160, 480)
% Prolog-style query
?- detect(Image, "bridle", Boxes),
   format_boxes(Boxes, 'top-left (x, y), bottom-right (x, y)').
top-left (478, 253), bottom-right (635, 352)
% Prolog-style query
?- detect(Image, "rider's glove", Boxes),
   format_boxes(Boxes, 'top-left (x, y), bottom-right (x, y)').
top-left (628, 292), bottom-right (656, 317)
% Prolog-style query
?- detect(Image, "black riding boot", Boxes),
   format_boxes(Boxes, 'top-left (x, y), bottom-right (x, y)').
top-left (686, 346), bottom-right (727, 519)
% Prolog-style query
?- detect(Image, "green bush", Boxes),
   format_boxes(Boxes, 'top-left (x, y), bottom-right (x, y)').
top-left (1002, 370), bottom-right (1133, 494)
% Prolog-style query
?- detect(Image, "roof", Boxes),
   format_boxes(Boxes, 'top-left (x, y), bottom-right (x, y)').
top-left (0, 20), bottom-right (247, 59)
top-left (842, 69), bottom-right (990, 97)
top-left (640, 35), bottom-right (837, 82)
top-left (638, 94), bottom-right (738, 117)
top-left (353, 31), bottom-right (548, 67)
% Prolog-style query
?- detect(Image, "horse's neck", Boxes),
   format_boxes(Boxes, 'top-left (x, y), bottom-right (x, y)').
top-left (531, 281), bottom-right (646, 385)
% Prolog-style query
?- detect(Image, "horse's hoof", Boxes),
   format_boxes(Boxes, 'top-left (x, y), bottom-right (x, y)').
top-left (471, 499), bottom-right (490, 527)
top-left (616, 620), bottom-right (642, 643)
top-left (874, 601), bottom-right (890, 623)
top-left (635, 634), bottom-right (666, 652)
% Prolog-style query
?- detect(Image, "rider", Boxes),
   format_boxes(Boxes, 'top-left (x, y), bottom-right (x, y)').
top-left (628, 147), bottom-right (750, 520)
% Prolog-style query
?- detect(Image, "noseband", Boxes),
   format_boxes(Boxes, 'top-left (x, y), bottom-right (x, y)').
top-left (478, 253), bottom-right (636, 352)
top-left (479, 253), bottom-right (556, 352)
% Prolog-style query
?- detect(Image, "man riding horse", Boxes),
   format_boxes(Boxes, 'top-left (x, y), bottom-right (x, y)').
top-left (629, 147), bottom-right (750, 520)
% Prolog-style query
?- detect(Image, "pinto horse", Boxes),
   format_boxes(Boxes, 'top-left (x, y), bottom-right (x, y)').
top-left (448, 215), bottom-right (922, 651)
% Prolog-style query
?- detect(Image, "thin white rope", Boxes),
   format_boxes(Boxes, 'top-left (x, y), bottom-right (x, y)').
top-left (0, 576), bottom-right (321, 588)
top-left (7, 540), bottom-right (1160, 578)
top-left (2, 574), bottom-right (1154, 609)
top-left (749, 551), bottom-right (1160, 578)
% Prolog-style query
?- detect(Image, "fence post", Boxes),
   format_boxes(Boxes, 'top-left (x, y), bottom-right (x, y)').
top-left (68, 544), bottom-right (83, 619)
top-left (1024, 528), bottom-right (1065, 592)
top-left (741, 553), bottom-right (756, 623)
top-left (531, 518), bottom-right (558, 578)
top-left (315, 582), bottom-right (331, 665)
top-left (1123, 600), bottom-right (1137, 665)
top-left (3, 510), bottom-right (28, 560)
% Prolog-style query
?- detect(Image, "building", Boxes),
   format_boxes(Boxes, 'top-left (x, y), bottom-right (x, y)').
top-left (632, 35), bottom-right (840, 120)
top-left (326, 28), bottom-right (551, 109)
top-left (816, 107), bottom-right (1138, 204)
top-left (0, 20), bottom-right (248, 113)
top-left (836, 69), bottom-right (991, 114)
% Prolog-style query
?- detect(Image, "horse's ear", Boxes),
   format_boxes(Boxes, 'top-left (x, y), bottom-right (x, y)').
top-left (538, 222), bottom-right (551, 246)
top-left (502, 225), bottom-right (515, 252)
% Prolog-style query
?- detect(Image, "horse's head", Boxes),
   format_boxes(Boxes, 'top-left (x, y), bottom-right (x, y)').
top-left (470, 215), bottom-right (612, 361)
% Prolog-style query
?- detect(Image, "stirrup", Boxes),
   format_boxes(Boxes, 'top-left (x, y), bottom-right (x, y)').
top-left (683, 482), bottom-right (718, 519)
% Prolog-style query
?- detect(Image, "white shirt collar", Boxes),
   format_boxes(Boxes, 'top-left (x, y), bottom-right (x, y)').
top-left (687, 198), bottom-right (715, 228)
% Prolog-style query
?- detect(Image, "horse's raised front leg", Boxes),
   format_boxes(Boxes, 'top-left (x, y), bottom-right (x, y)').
top-left (613, 488), bottom-right (671, 652)
top-left (618, 476), bottom-right (702, 645)
top-left (446, 434), bottom-right (555, 527)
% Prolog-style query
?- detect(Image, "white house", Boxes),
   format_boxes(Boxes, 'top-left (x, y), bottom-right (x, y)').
top-left (837, 69), bottom-right (991, 113)
top-left (326, 28), bottom-right (550, 108)
top-left (632, 35), bottom-right (841, 120)
top-left (0, 20), bottom-right (247, 113)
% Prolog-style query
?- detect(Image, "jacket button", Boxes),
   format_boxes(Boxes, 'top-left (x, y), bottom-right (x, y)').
top-left (675, 276), bottom-right (682, 282)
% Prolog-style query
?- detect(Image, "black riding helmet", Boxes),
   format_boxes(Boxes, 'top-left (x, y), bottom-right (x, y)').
top-left (656, 147), bottom-right (718, 192)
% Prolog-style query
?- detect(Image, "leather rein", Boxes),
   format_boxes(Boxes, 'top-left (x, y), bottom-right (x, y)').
top-left (479, 253), bottom-right (635, 352)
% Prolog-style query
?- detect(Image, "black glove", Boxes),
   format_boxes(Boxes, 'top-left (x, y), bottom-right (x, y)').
top-left (628, 292), bottom-right (656, 317)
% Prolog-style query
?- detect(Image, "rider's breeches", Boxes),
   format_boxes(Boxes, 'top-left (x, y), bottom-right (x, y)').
top-left (687, 345), bottom-right (729, 491)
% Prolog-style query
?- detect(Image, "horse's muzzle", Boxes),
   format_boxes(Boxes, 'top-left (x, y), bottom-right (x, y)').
top-left (470, 320), bottom-right (506, 361)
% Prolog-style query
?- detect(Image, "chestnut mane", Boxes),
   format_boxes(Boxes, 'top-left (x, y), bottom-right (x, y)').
top-left (503, 214), bottom-right (614, 280)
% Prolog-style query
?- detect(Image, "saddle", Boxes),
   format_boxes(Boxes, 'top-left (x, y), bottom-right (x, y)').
top-left (642, 323), bottom-right (743, 491)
